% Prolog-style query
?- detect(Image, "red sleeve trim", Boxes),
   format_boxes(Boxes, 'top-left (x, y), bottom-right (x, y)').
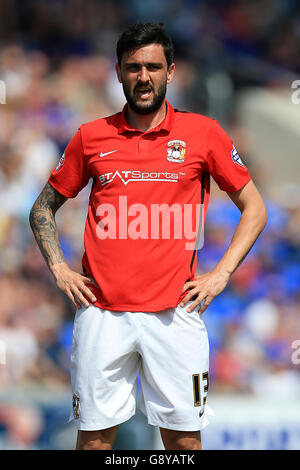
top-left (47, 178), bottom-right (78, 198)
top-left (225, 174), bottom-right (252, 193)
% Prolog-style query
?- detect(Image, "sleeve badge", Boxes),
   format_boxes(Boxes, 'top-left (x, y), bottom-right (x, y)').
top-left (231, 145), bottom-right (244, 167)
top-left (55, 153), bottom-right (65, 172)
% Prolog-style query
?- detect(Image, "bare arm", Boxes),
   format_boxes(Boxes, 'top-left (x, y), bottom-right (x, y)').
top-left (181, 179), bottom-right (268, 313)
top-left (29, 182), bottom-right (67, 267)
top-left (213, 179), bottom-right (268, 277)
top-left (29, 182), bottom-right (97, 309)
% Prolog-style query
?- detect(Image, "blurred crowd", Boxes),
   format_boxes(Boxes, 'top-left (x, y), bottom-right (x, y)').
top-left (0, 0), bottom-right (299, 448)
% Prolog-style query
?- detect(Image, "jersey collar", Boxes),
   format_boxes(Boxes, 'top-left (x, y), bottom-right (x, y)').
top-left (118, 99), bottom-right (175, 135)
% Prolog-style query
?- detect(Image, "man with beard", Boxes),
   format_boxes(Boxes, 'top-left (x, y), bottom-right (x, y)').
top-left (29, 23), bottom-right (267, 450)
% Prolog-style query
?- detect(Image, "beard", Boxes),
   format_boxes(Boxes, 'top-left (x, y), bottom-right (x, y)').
top-left (122, 80), bottom-right (167, 115)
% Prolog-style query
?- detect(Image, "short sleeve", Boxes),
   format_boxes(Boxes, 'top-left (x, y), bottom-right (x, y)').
top-left (205, 120), bottom-right (251, 192)
top-left (48, 127), bottom-right (90, 198)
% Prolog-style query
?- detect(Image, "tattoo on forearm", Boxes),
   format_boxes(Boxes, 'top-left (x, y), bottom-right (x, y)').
top-left (29, 182), bottom-right (68, 267)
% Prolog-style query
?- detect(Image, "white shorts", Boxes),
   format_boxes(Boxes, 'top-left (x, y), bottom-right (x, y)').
top-left (69, 302), bottom-right (210, 432)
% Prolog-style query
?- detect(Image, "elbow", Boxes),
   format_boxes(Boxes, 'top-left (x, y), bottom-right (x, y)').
top-left (259, 203), bottom-right (268, 232)
top-left (29, 205), bottom-right (35, 230)
top-left (244, 200), bottom-right (268, 234)
top-left (28, 200), bottom-right (40, 230)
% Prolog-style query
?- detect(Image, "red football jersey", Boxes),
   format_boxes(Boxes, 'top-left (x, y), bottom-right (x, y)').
top-left (48, 100), bottom-right (251, 311)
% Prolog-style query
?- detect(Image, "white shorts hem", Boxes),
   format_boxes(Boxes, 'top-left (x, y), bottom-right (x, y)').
top-left (72, 411), bottom-right (136, 431)
top-left (147, 417), bottom-right (204, 432)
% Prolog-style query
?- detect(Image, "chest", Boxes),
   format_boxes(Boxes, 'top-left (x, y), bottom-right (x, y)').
top-left (86, 130), bottom-right (207, 196)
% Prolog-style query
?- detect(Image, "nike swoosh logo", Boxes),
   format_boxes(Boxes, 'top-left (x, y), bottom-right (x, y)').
top-left (199, 409), bottom-right (204, 417)
top-left (99, 150), bottom-right (119, 158)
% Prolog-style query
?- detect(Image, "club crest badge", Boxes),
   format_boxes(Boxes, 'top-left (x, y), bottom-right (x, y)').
top-left (55, 153), bottom-right (65, 172)
top-left (72, 393), bottom-right (80, 419)
top-left (167, 140), bottom-right (186, 163)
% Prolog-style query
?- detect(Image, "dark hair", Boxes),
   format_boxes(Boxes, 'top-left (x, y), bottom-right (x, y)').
top-left (116, 22), bottom-right (174, 68)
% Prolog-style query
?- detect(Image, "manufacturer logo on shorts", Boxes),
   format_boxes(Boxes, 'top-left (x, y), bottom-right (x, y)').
top-left (72, 393), bottom-right (80, 419)
top-left (167, 140), bottom-right (186, 163)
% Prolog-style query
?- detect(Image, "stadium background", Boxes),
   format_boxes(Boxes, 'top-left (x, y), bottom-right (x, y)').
top-left (0, 0), bottom-right (299, 450)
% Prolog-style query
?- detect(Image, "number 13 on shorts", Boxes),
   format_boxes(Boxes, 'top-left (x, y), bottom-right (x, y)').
top-left (192, 372), bottom-right (209, 407)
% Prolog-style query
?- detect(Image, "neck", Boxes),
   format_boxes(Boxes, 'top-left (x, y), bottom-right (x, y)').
top-left (126, 101), bottom-right (167, 132)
